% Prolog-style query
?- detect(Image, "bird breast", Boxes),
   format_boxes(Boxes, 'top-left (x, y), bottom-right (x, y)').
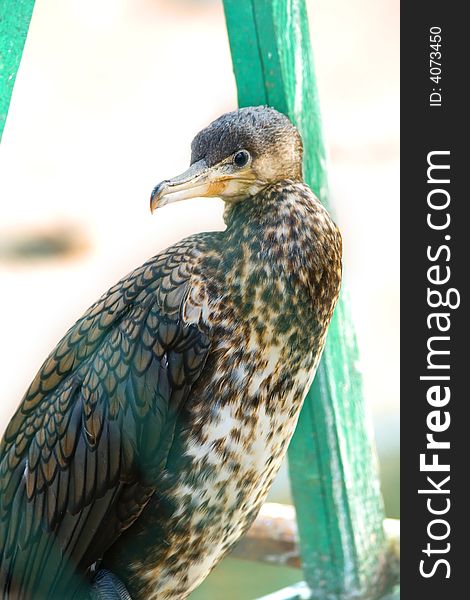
top-left (149, 336), bottom-right (318, 598)
top-left (125, 182), bottom-right (341, 599)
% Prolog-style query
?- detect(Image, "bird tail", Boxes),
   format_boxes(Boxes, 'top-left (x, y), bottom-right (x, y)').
top-left (89, 569), bottom-right (132, 600)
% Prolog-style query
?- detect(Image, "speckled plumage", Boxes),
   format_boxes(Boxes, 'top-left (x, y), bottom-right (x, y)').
top-left (0, 107), bottom-right (341, 600)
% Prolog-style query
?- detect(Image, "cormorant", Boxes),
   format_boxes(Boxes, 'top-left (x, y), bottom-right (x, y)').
top-left (0, 106), bottom-right (342, 599)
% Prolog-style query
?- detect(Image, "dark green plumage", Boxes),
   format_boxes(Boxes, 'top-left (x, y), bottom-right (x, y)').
top-left (0, 240), bottom-right (211, 598)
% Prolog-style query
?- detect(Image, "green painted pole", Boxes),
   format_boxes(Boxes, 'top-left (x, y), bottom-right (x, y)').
top-left (0, 0), bottom-right (36, 141)
top-left (223, 1), bottom-right (388, 598)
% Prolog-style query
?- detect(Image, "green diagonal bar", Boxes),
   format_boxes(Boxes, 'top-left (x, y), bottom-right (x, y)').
top-left (223, 1), bottom-right (388, 598)
top-left (0, 0), bottom-right (36, 141)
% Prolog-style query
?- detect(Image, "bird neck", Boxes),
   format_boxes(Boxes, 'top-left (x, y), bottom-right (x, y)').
top-left (222, 180), bottom-right (342, 315)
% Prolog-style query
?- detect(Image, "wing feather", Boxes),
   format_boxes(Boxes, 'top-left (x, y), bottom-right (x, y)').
top-left (0, 239), bottom-right (213, 599)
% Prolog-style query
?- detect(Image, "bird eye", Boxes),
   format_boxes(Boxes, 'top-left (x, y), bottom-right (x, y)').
top-left (234, 150), bottom-right (250, 168)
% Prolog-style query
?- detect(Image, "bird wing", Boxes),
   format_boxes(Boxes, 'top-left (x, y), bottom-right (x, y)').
top-left (0, 238), bottom-right (212, 599)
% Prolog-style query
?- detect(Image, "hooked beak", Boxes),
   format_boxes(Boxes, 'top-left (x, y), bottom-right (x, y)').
top-left (150, 159), bottom-right (228, 213)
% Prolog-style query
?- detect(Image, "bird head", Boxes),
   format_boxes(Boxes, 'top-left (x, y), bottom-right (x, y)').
top-left (150, 106), bottom-right (303, 212)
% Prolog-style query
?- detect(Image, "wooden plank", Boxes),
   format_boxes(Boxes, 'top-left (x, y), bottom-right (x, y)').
top-left (255, 581), bottom-right (310, 600)
top-left (222, 1), bottom-right (389, 598)
top-left (254, 582), bottom-right (400, 600)
top-left (223, 1), bottom-right (269, 107)
top-left (230, 503), bottom-right (399, 594)
top-left (0, 0), bottom-right (36, 141)
top-left (231, 503), bottom-right (301, 569)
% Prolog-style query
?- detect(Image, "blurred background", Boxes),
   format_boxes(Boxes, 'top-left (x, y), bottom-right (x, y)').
top-left (0, 0), bottom-right (399, 597)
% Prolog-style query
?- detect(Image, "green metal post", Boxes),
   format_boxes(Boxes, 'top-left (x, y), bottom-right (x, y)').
top-left (0, 0), bottom-right (36, 141)
top-left (223, 1), bottom-right (388, 598)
